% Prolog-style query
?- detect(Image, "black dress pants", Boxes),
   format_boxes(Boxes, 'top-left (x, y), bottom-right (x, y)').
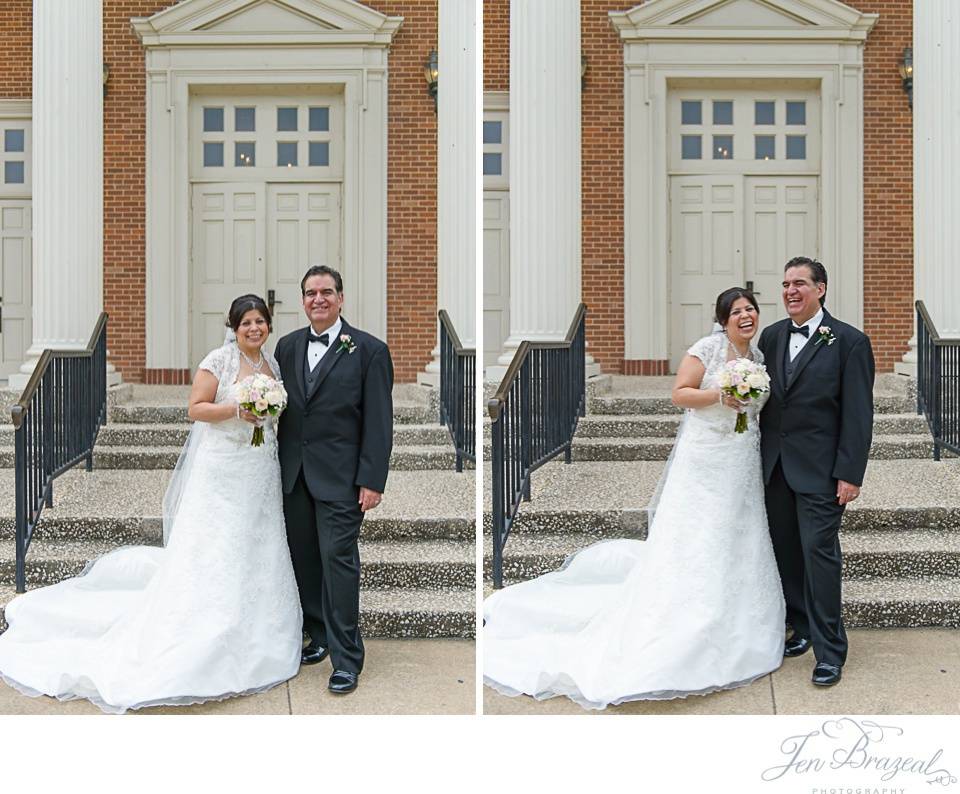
top-left (284, 471), bottom-right (364, 673)
top-left (765, 460), bottom-right (847, 666)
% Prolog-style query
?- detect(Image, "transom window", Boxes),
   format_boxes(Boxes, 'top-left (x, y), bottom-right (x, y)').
top-left (670, 88), bottom-right (818, 172)
top-left (0, 121), bottom-right (30, 194)
top-left (190, 90), bottom-right (342, 179)
top-left (483, 110), bottom-right (508, 189)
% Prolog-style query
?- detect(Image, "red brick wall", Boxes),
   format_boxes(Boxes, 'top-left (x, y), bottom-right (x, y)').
top-left (0, 1), bottom-right (31, 98)
top-left (104, 2), bottom-right (169, 383)
top-left (484, 0), bottom-right (509, 93)
top-left (582, 0), bottom-right (633, 374)
top-left (366, 1), bottom-right (438, 383)
top-left (860, 1), bottom-right (913, 373)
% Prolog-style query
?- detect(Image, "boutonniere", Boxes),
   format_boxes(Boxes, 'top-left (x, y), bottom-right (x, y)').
top-left (336, 333), bottom-right (357, 354)
top-left (814, 326), bottom-right (837, 347)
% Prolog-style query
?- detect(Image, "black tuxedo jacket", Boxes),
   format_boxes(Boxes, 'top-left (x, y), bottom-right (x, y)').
top-left (758, 309), bottom-right (875, 493)
top-left (274, 319), bottom-right (394, 501)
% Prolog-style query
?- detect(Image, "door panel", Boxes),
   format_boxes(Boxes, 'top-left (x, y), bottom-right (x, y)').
top-left (669, 175), bottom-right (743, 369)
top-left (744, 176), bottom-right (818, 328)
top-left (266, 184), bottom-right (341, 340)
top-left (190, 183), bottom-right (266, 368)
top-left (0, 200), bottom-right (31, 379)
top-left (483, 192), bottom-right (509, 369)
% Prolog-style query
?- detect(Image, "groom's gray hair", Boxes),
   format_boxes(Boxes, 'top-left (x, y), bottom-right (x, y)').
top-left (301, 265), bottom-right (344, 295)
top-left (785, 256), bottom-right (827, 307)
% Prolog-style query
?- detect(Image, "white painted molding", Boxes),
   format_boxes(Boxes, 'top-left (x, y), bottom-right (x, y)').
top-left (612, 0), bottom-right (875, 363)
top-left (134, 0), bottom-right (402, 370)
top-left (0, 100), bottom-right (32, 119)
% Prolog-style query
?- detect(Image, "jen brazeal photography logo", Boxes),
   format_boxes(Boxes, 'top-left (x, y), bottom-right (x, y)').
top-left (761, 718), bottom-right (957, 789)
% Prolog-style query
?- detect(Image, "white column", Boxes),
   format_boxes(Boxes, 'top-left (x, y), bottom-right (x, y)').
top-left (10, 0), bottom-right (107, 390)
top-left (419, 0), bottom-right (477, 386)
top-left (487, 0), bottom-right (596, 381)
top-left (898, 0), bottom-right (960, 375)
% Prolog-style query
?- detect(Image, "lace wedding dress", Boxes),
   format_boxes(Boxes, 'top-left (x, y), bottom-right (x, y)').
top-left (483, 332), bottom-right (786, 709)
top-left (0, 342), bottom-right (303, 713)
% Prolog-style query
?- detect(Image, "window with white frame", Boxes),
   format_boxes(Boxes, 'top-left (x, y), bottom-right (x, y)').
top-left (483, 110), bottom-right (508, 190)
top-left (670, 88), bottom-right (819, 172)
top-left (0, 119), bottom-right (30, 196)
top-left (189, 90), bottom-right (342, 180)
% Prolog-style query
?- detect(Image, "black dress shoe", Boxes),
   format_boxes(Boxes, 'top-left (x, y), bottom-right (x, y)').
top-left (812, 662), bottom-right (842, 686)
top-left (328, 670), bottom-right (359, 694)
top-left (301, 644), bottom-right (329, 665)
top-left (784, 635), bottom-right (812, 657)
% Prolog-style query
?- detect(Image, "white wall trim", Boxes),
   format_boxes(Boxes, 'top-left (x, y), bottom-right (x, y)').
top-left (134, 0), bottom-right (400, 369)
top-left (611, 0), bottom-right (876, 362)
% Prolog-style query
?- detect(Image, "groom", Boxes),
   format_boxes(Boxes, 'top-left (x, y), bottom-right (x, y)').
top-left (758, 257), bottom-right (875, 688)
top-left (275, 265), bottom-right (394, 694)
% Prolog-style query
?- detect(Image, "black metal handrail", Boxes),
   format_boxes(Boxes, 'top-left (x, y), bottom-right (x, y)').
top-left (11, 313), bottom-right (109, 592)
top-left (438, 310), bottom-right (476, 472)
top-left (916, 300), bottom-right (960, 460)
top-left (488, 304), bottom-right (587, 588)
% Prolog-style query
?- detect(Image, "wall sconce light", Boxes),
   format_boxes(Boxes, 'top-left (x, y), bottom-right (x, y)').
top-left (423, 49), bottom-right (438, 113)
top-left (899, 46), bottom-right (913, 110)
top-left (102, 63), bottom-right (110, 99)
top-left (581, 54), bottom-right (587, 91)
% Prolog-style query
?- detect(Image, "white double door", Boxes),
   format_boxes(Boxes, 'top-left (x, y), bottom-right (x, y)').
top-left (669, 174), bottom-right (818, 368)
top-left (483, 191), bottom-right (509, 368)
top-left (190, 182), bottom-right (340, 367)
top-left (0, 199), bottom-right (31, 379)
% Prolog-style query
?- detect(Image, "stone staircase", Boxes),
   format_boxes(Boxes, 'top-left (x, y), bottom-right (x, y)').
top-left (483, 373), bottom-right (960, 627)
top-left (0, 383), bottom-right (475, 638)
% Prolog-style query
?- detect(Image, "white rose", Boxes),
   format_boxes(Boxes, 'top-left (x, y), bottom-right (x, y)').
top-left (254, 398), bottom-right (269, 412)
top-left (747, 372), bottom-right (766, 390)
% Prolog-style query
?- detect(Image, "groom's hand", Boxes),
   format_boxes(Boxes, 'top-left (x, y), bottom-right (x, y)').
top-left (359, 487), bottom-right (383, 512)
top-left (837, 480), bottom-right (860, 506)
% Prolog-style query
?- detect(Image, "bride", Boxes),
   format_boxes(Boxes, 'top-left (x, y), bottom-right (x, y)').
top-left (0, 294), bottom-right (302, 713)
top-left (483, 288), bottom-right (786, 710)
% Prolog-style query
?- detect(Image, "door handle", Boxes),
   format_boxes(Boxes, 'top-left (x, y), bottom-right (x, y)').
top-left (267, 289), bottom-right (282, 313)
top-left (746, 280), bottom-right (761, 296)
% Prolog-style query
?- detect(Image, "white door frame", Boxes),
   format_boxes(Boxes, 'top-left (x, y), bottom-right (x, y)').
top-left (611, 0), bottom-right (877, 364)
top-left (133, 0), bottom-right (402, 371)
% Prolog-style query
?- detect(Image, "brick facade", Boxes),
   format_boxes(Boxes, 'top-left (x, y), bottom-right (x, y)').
top-left (367, 0), bottom-right (439, 384)
top-left (485, 0), bottom-right (914, 375)
top-left (4, 0), bottom-right (439, 384)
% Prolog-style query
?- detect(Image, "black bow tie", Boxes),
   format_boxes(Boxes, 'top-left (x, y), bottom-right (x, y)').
top-left (308, 332), bottom-right (330, 346)
top-left (790, 325), bottom-right (810, 337)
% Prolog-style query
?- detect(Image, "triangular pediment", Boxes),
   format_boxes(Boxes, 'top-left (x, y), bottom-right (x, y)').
top-left (133, 0), bottom-right (402, 45)
top-left (611, 0), bottom-right (877, 40)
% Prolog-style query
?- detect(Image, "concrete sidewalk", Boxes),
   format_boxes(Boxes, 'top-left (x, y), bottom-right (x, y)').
top-left (483, 629), bottom-right (960, 714)
top-left (0, 639), bottom-right (476, 715)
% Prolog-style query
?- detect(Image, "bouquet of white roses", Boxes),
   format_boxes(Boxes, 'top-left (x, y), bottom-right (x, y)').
top-left (716, 358), bottom-right (770, 433)
top-left (235, 373), bottom-right (287, 447)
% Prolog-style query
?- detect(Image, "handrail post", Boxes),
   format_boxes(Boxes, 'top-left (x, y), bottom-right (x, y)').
top-left (491, 408), bottom-right (505, 589)
top-left (933, 343), bottom-right (942, 462)
top-left (13, 411), bottom-right (26, 593)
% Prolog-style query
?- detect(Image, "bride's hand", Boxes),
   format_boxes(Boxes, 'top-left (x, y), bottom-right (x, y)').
top-left (237, 405), bottom-right (260, 425)
top-left (719, 391), bottom-right (749, 411)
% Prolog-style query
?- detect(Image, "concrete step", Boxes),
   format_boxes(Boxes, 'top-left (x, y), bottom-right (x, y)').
top-left (482, 529), bottom-right (960, 583)
top-left (572, 413), bottom-right (929, 439)
top-left (480, 434), bottom-right (936, 464)
top-left (0, 585), bottom-right (474, 638)
top-left (587, 393), bottom-right (914, 416)
top-left (843, 578), bottom-right (960, 628)
top-left (0, 537), bottom-right (474, 591)
top-left (109, 402), bottom-right (437, 426)
top-left (0, 423), bottom-right (453, 448)
top-left (0, 444), bottom-right (467, 471)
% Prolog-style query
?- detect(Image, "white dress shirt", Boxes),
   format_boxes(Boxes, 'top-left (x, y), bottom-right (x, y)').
top-left (788, 307), bottom-right (824, 362)
top-left (307, 316), bottom-right (342, 372)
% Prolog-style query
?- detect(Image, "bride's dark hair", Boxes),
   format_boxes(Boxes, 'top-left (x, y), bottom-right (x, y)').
top-left (227, 294), bottom-right (272, 331)
top-left (715, 288), bottom-right (759, 327)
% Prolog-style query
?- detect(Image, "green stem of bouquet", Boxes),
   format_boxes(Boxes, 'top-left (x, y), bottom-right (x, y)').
top-left (252, 426), bottom-right (264, 447)
top-left (735, 411), bottom-right (748, 433)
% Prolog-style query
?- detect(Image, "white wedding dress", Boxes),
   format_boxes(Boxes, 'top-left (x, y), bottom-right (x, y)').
top-left (0, 342), bottom-right (303, 713)
top-left (483, 333), bottom-right (786, 709)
